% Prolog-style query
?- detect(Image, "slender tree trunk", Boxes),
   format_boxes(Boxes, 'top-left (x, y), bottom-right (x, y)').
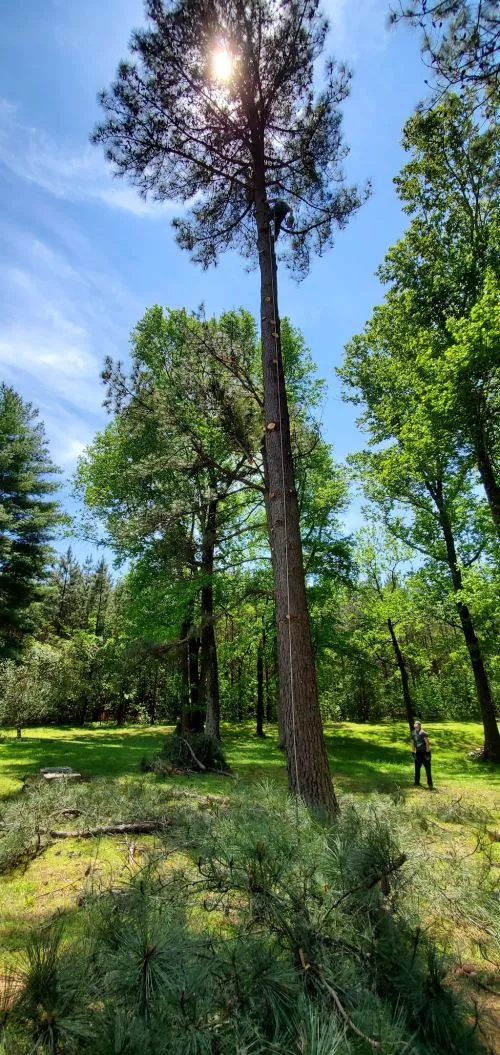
top-left (179, 618), bottom-right (190, 732)
top-left (473, 427), bottom-right (500, 534)
top-left (435, 484), bottom-right (500, 761)
top-left (200, 499), bottom-right (220, 740)
top-left (116, 690), bottom-right (126, 727)
top-left (188, 630), bottom-right (204, 733)
top-left (237, 661), bottom-right (243, 722)
top-left (387, 617), bottom-right (415, 732)
top-left (179, 614), bottom-right (204, 735)
top-left (263, 627), bottom-right (273, 722)
top-left (256, 637), bottom-right (265, 737)
top-left (94, 583), bottom-right (104, 636)
top-left (150, 663), bottom-right (159, 725)
top-left (255, 193), bottom-right (338, 816)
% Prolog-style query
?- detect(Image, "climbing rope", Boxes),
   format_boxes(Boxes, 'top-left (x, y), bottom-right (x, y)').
top-left (267, 223), bottom-right (301, 802)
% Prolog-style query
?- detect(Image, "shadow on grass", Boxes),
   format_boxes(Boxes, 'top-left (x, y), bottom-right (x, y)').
top-left (0, 726), bottom-right (172, 793)
top-left (1, 720), bottom-right (497, 801)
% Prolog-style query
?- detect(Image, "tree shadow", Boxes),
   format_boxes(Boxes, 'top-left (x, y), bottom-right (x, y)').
top-left (0, 726), bottom-right (171, 792)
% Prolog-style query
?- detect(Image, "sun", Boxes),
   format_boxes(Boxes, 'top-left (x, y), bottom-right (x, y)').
top-left (211, 48), bottom-right (233, 82)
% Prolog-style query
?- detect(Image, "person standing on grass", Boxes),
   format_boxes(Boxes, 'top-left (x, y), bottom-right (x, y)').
top-left (410, 720), bottom-right (433, 789)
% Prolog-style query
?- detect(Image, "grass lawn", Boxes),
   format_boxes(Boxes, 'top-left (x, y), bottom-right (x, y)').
top-left (1, 718), bottom-right (499, 801)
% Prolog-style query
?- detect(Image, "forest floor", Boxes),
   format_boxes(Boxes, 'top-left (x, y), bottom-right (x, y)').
top-left (1, 720), bottom-right (499, 1048)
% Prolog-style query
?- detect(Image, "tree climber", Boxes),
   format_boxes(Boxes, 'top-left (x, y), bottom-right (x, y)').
top-left (268, 198), bottom-right (294, 241)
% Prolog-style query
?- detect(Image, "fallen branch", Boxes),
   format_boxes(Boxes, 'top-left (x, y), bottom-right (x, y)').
top-left (46, 820), bottom-right (169, 839)
top-left (315, 968), bottom-right (381, 1049)
top-left (180, 738), bottom-right (206, 771)
top-left (326, 853), bottom-right (408, 915)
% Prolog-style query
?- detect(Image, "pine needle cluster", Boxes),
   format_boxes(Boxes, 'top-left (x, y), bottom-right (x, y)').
top-left (0, 785), bottom-right (488, 1054)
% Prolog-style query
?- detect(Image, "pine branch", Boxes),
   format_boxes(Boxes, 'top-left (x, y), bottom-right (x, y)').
top-left (46, 820), bottom-right (170, 839)
top-left (315, 967), bottom-right (382, 1049)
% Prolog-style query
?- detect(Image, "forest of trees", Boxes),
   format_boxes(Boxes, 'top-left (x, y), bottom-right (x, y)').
top-left (0, 0), bottom-right (498, 784)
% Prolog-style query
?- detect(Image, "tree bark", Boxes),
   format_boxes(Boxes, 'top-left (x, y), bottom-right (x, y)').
top-left (200, 499), bottom-right (221, 740)
top-left (387, 617), bottom-right (415, 732)
top-left (473, 426), bottom-right (500, 534)
top-left (255, 193), bottom-right (338, 816)
top-left (256, 637), bottom-right (265, 737)
top-left (434, 482), bottom-right (500, 761)
top-left (179, 615), bottom-right (204, 734)
top-left (188, 630), bottom-right (204, 733)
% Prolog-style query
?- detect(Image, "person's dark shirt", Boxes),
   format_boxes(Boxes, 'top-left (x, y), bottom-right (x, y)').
top-left (411, 729), bottom-right (429, 753)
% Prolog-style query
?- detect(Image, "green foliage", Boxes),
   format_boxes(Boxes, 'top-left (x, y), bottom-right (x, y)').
top-left (92, 0), bottom-right (365, 278)
top-left (0, 644), bottom-right (58, 735)
top-left (0, 787), bottom-right (487, 1053)
top-left (391, 1), bottom-right (500, 98)
top-left (0, 384), bottom-right (62, 661)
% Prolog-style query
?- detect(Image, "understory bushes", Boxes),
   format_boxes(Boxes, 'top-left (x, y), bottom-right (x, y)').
top-left (0, 783), bottom-right (494, 1054)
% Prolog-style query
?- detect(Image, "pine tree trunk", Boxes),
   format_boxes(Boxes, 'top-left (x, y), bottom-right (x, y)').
top-left (256, 638), bottom-right (265, 737)
top-left (200, 500), bottom-right (220, 741)
top-left (255, 194), bottom-right (338, 816)
top-left (387, 617), bottom-right (415, 731)
top-left (435, 485), bottom-right (500, 761)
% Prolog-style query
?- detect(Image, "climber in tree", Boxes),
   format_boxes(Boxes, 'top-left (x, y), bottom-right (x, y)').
top-left (268, 199), bottom-right (294, 241)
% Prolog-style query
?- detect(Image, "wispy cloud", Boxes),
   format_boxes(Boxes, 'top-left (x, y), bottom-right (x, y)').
top-left (0, 218), bottom-right (141, 468)
top-left (0, 99), bottom-right (174, 218)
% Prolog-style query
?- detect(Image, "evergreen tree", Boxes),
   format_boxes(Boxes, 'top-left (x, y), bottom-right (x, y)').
top-left (88, 557), bottom-right (113, 637)
top-left (0, 385), bottom-right (61, 661)
top-left (44, 546), bottom-right (85, 638)
top-left (391, 1), bottom-right (500, 98)
top-left (92, 0), bottom-right (366, 814)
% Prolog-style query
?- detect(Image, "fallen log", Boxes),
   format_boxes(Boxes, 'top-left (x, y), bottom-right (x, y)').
top-left (47, 820), bottom-right (169, 839)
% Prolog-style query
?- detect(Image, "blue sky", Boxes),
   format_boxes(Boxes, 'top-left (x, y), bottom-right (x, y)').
top-left (0, 0), bottom-right (429, 558)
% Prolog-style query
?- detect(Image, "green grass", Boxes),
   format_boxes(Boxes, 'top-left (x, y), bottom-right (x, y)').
top-left (1, 719), bottom-right (498, 803)
top-left (0, 719), bottom-right (499, 1008)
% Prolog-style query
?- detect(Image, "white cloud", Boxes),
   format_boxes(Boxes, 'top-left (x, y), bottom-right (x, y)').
top-left (0, 224), bottom-right (138, 473)
top-left (40, 411), bottom-right (94, 467)
top-left (0, 102), bottom-right (175, 218)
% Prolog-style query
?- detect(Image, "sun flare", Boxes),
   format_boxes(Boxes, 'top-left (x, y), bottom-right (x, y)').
top-left (212, 48), bottom-right (233, 82)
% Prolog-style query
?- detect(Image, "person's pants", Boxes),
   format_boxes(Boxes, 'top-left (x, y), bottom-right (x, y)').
top-left (414, 752), bottom-right (433, 788)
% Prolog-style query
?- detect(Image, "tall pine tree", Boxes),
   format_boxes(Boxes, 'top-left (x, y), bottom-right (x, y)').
top-left (92, 0), bottom-right (366, 815)
top-left (0, 385), bottom-right (61, 660)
